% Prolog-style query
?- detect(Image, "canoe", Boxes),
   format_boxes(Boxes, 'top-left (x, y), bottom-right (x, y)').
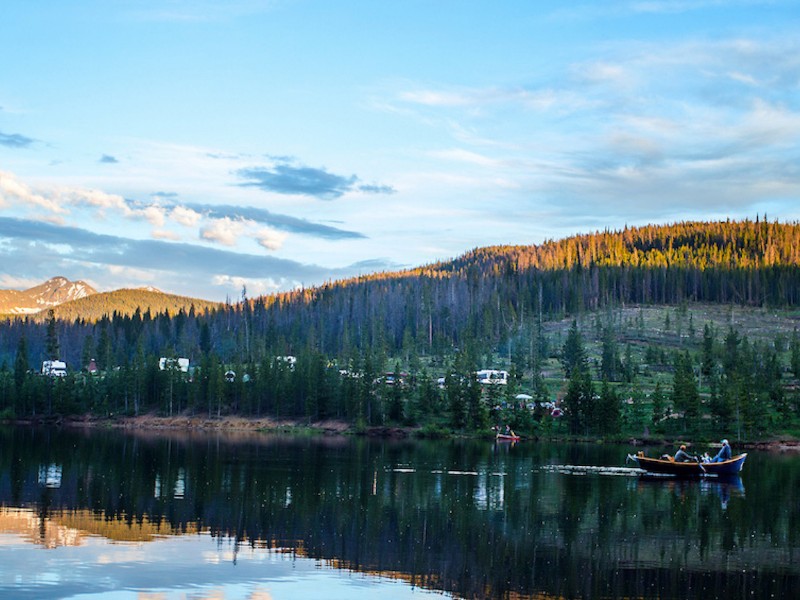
top-left (701, 453), bottom-right (747, 476)
top-left (496, 433), bottom-right (520, 442)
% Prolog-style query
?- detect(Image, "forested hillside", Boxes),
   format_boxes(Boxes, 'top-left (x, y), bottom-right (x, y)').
top-left (41, 288), bottom-right (222, 323)
top-left (256, 217), bottom-right (800, 357)
top-left (1, 218), bottom-right (800, 439)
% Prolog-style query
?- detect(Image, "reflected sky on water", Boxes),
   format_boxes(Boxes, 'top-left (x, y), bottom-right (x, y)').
top-left (0, 523), bottom-right (442, 599)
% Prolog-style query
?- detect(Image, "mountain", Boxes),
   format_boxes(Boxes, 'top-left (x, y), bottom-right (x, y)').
top-left (0, 277), bottom-right (218, 322)
top-left (0, 276), bottom-right (97, 315)
top-left (43, 288), bottom-right (222, 322)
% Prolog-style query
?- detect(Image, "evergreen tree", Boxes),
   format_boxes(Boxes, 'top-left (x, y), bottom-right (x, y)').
top-left (622, 343), bottom-right (635, 383)
top-left (562, 361), bottom-right (594, 435)
top-left (561, 320), bottom-right (586, 379)
top-left (466, 376), bottom-right (488, 431)
top-left (14, 336), bottom-right (29, 392)
top-left (650, 381), bottom-right (667, 429)
top-left (445, 370), bottom-right (466, 430)
top-left (597, 378), bottom-right (621, 435)
top-left (723, 327), bottom-right (742, 376)
top-left (387, 362), bottom-right (405, 423)
top-left (791, 328), bottom-right (800, 379)
top-left (45, 309), bottom-right (59, 360)
top-left (701, 323), bottom-right (715, 377)
top-left (671, 351), bottom-right (700, 432)
top-left (600, 326), bottom-right (620, 381)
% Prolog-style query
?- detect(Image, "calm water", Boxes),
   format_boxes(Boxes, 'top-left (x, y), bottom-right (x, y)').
top-left (0, 428), bottom-right (798, 599)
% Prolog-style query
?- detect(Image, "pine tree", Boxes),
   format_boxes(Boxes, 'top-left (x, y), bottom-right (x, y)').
top-left (701, 323), bottom-right (715, 376)
top-left (14, 336), bottom-right (29, 392)
top-left (600, 326), bottom-right (620, 381)
top-left (650, 381), bottom-right (667, 429)
top-left (791, 328), bottom-right (800, 379)
top-left (562, 320), bottom-right (586, 379)
top-left (671, 351), bottom-right (700, 432)
top-left (622, 343), bottom-right (635, 383)
top-left (597, 378), bottom-right (621, 435)
top-left (562, 361), bottom-right (594, 435)
top-left (45, 309), bottom-right (59, 360)
top-left (387, 362), bottom-right (405, 423)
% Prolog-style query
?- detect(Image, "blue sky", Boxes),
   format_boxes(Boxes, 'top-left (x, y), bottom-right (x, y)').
top-left (1, 0), bottom-right (798, 301)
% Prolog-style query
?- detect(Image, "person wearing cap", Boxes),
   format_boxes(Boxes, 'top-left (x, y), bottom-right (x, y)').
top-left (674, 444), bottom-right (696, 462)
top-left (710, 439), bottom-right (732, 463)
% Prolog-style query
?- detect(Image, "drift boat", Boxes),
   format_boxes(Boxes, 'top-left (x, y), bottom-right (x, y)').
top-left (628, 452), bottom-right (747, 477)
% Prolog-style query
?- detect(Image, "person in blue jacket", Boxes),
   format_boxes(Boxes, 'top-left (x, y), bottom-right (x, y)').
top-left (711, 439), bottom-right (732, 463)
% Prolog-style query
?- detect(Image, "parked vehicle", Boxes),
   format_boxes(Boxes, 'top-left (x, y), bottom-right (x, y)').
top-left (42, 360), bottom-right (67, 377)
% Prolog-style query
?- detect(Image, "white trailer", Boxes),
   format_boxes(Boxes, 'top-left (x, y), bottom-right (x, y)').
top-left (42, 360), bottom-right (67, 377)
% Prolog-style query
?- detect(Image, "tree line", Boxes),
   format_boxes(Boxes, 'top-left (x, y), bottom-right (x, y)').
top-left (0, 219), bottom-right (799, 437)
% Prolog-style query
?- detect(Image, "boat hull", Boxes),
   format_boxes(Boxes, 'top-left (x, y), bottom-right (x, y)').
top-left (632, 455), bottom-right (704, 476)
top-left (701, 453), bottom-right (747, 476)
top-left (496, 434), bottom-right (520, 442)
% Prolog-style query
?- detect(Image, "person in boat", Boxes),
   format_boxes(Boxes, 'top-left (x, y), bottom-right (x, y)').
top-left (504, 424), bottom-right (516, 437)
top-left (674, 444), bottom-right (697, 462)
top-left (710, 439), bottom-right (732, 463)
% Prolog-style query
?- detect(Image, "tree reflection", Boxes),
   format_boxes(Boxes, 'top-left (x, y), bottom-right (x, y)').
top-left (0, 427), bottom-right (798, 599)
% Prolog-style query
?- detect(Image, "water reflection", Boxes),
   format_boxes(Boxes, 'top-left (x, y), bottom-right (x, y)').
top-left (635, 474), bottom-right (746, 510)
top-left (0, 427), bottom-right (798, 599)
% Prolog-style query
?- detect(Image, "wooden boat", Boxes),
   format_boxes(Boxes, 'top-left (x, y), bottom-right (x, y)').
top-left (628, 454), bottom-right (704, 476)
top-left (496, 433), bottom-right (520, 442)
top-left (701, 453), bottom-right (747, 476)
top-left (628, 452), bottom-right (747, 477)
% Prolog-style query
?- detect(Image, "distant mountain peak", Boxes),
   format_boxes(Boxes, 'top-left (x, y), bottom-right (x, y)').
top-left (0, 277), bottom-right (98, 315)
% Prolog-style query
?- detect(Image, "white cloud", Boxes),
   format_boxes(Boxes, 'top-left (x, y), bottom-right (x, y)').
top-left (200, 217), bottom-right (244, 246)
top-left (255, 227), bottom-right (288, 251)
top-left (107, 265), bottom-right (158, 284)
top-left (152, 229), bottom-right (182, 241)
top-left (0, 274), bottom-right (41, 290)
top-left (60, 188), bottom-right (129, 217)
top-left (134, 205), bottom-right (167, 227)
top-left (575, 61), bottom-right (631, 86)
top-left (211, 274), bottom-right (284, 297)
top-left (399, 90), bottom-right (473, 107)
top-left (170, 205), bottom-right (202, 227)
top-left (739, 99), bottom-right (800, 146)
top-left (0, 171), bottom-right (68, 215)
top-left (727, 71), bottom-right (760, 86)
top-left (431, 148), bottom-right (506, 168)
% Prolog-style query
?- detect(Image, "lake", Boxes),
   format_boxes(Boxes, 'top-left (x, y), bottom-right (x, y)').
top-left (0, 427), bottom-right (798, 599)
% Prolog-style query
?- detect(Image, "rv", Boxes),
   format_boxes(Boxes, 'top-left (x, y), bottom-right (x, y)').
top-left (158, 357), bottom-right (190, 372)
top-left (475, 369), bottom-right (509, 385)
top-left (42, 360), bottom-right (67, 377)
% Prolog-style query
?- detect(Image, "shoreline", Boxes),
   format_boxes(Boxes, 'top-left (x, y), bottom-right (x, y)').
top-left (3, 414), bottom-right (799, 450)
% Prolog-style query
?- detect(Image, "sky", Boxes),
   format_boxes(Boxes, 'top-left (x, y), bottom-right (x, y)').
top-left (1, 0), bottom-right (798, 301)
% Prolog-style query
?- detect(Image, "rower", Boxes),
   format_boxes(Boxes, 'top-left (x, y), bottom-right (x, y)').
top-left (710, 439), bottom-right (732, 463)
